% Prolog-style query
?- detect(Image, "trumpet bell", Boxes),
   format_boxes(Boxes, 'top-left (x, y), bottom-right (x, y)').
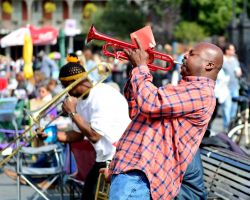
top-left (87, 25), bottom-right (96, 43)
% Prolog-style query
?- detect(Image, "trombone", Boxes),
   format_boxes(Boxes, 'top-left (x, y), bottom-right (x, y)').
top-left (0, 62), bottom-right (111, 167)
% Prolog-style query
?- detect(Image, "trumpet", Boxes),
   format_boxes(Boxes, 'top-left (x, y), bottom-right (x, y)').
top-left (86, 25), bottom-right (182, 72)
top-left (0, 63), bottom-right (111, 167)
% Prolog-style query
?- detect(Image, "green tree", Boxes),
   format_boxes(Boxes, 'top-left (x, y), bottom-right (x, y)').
top-left (174, 21), bottom-right (207, 43)
top-left (193, 0), bottom-right (233, 35)
top-left (95, 0), bottom-right (145, 40)
top-left (181, 0), bottom-right (246, 35)
top-left (140, 0), bottom-right (183, 42)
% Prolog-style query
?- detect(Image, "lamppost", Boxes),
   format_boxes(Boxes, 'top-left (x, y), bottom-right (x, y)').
top-left (228, 0), bottom-right (239, 49)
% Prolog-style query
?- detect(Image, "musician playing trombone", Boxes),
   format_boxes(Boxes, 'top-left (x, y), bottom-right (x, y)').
top-left (102, 38), bottom-right (223, 200)
top-left (55, 53), bottom-right (131, 200)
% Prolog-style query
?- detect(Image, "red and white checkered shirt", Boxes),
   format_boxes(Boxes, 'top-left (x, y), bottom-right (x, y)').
top-left (109, 65), bottom-right (216, 200)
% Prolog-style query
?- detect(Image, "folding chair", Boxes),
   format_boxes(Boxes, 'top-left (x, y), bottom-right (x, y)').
top-left (0, 97), bottom-right (19, 146)
top-left (18, 144), bottom-right (65, 200)
top-left (0, 97), bottom-right (25, 200)
top-left (0, 97), bottom-right (18, 131)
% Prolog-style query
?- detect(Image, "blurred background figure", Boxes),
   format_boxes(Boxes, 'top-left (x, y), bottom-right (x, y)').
top-left (222, 43), bottom-right (242, 128)
top-left (14, 71), bottom-right (34, 99)
top-left (83, 47), bottom-right (96, 71)
top-left (47, 79), bottom-right (63, 97)
top-left (76, 50), bottom-right (86, 67)
top-left (37, 81), bottom-right (53, 103)
top-left (210, 67), bottom-right (230, 131)
top-left (37, 51), bottom-right (59, 80)
top-left (172, 44), bottom-right (189, 86)
top-left (163, 43), bottom-right (176, 85)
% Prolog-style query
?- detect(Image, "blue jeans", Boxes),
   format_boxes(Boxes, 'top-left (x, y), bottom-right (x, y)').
top-left (109, 150), bottom-right (206, 200)
top-left (221, 96), bottom-right (232, 129)
top-left (230, 89), bottom-right (239, 120)
top-left (175, 149), bottom-right (206, 200)
top-left (109, 170), bottom-right (151, 200)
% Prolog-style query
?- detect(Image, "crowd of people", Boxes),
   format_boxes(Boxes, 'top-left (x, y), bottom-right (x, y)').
top-left (0, 38), bottom-right (249, 200)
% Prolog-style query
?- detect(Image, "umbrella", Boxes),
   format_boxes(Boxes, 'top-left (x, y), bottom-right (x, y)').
top-left (23, 33), bottom-right (33, 79)
top-left (0, 25), bottom-right (58, 48)
top-left (58, 28), bottom-right (65, 67)
top-left (0, 27), bottom-right (29, 48)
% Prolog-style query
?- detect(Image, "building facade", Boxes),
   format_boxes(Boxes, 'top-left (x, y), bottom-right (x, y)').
top-left (0, 0), bottom-right (104, 34)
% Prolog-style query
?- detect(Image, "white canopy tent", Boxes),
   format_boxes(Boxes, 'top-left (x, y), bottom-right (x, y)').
top-left (0, 27), bottom-right (29, 48)
top-left (0, 25), bottom-right (58, 48)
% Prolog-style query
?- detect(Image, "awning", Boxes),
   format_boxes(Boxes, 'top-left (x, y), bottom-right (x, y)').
top-left (0, 25), bottom-right (58, 48)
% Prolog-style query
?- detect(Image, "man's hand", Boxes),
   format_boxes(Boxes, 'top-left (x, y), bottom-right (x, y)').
top-left (36, 127), bottom-right (48, 140)
top-left (99, 168), bottom-right (111, 183)
top-left (124, 37), bottom-right (149, 67)
top-left (57, 131), bottom-right (84, 143)
top-left (62, 96), bottom-right (77, 114)
top-left (57, 131), bottom-right (68, 143)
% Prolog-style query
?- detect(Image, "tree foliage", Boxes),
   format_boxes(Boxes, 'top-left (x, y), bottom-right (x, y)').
top-left (95, 0), bottom-right (145, 40)
top-left (180, 0), bottom-right (248, 36)
top-left (192, 0), bottom-right (233, 35)
top-left (139, 0), bottom-right (182, 43)
top-left (90, 0), bottom-right (249, 44)
top-left (141, 0), bottom-right (182, 17)
top-left (174, 21), bottom-right (207, 43)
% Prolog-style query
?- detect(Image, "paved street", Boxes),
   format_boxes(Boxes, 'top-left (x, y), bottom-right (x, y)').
top-left (0, 170), bottom-right (71, 200)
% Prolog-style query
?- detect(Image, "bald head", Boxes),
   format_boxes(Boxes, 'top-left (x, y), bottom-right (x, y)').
top-left (197, 42), bottom-right (223, 70)
top-left (181, 42), bottom-right (223, 81)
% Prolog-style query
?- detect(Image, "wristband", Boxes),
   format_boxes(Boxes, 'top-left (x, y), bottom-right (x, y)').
top-left (69, 112), bottom-right (77, 118)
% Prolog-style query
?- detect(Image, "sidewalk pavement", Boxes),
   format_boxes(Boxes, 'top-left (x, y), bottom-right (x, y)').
top-left (0, 168), bottom-right (71, 200)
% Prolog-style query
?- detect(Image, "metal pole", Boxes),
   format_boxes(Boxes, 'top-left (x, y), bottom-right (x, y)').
top-left (12, 117), bottom-right (20, 200)
top-left (232, 0), bottom-right (235, 21)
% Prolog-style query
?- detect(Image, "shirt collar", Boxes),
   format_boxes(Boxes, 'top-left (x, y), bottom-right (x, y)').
top-left (181, 76), bottom-right (215, 88)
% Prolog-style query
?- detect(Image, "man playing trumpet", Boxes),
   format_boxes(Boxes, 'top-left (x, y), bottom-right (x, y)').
top-left (102, 38), bottom-right (223, 200)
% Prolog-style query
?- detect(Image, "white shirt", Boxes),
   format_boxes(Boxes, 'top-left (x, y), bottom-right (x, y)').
top-left (214, 68), bottom-right (230, 104)
top-left (72, 83), bottom-right (131, 162)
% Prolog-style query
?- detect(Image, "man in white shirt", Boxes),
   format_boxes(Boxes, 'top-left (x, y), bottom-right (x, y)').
top-left (57, 53), bottom-right (131, 200)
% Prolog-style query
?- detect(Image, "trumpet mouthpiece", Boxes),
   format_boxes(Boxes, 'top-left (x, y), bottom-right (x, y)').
top-left (174, 61), bottom-right (182, 65)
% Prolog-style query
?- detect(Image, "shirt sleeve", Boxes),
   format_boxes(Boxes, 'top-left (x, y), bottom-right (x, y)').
top-left (124, 78), bottom-right (139, 120)
top-left (130, 65), bottom-right (212, 119)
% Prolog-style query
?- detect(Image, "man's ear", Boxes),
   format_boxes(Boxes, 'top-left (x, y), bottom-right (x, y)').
top-left (205, 62), bottom-right (215, 71)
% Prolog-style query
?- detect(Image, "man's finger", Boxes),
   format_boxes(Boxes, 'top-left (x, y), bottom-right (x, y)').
top-left (135, 37), bottom-right (143, 50)
top-left (66, 96), bottom-right (73, 103)
top-left (99, 168), bottom-right (111, 183)
top-left (124, 48), bottom-right (132, 56)
top-left (124, 49), bottom-right (129, 56)
top-left (99, 168), bottom-right (106, 173)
